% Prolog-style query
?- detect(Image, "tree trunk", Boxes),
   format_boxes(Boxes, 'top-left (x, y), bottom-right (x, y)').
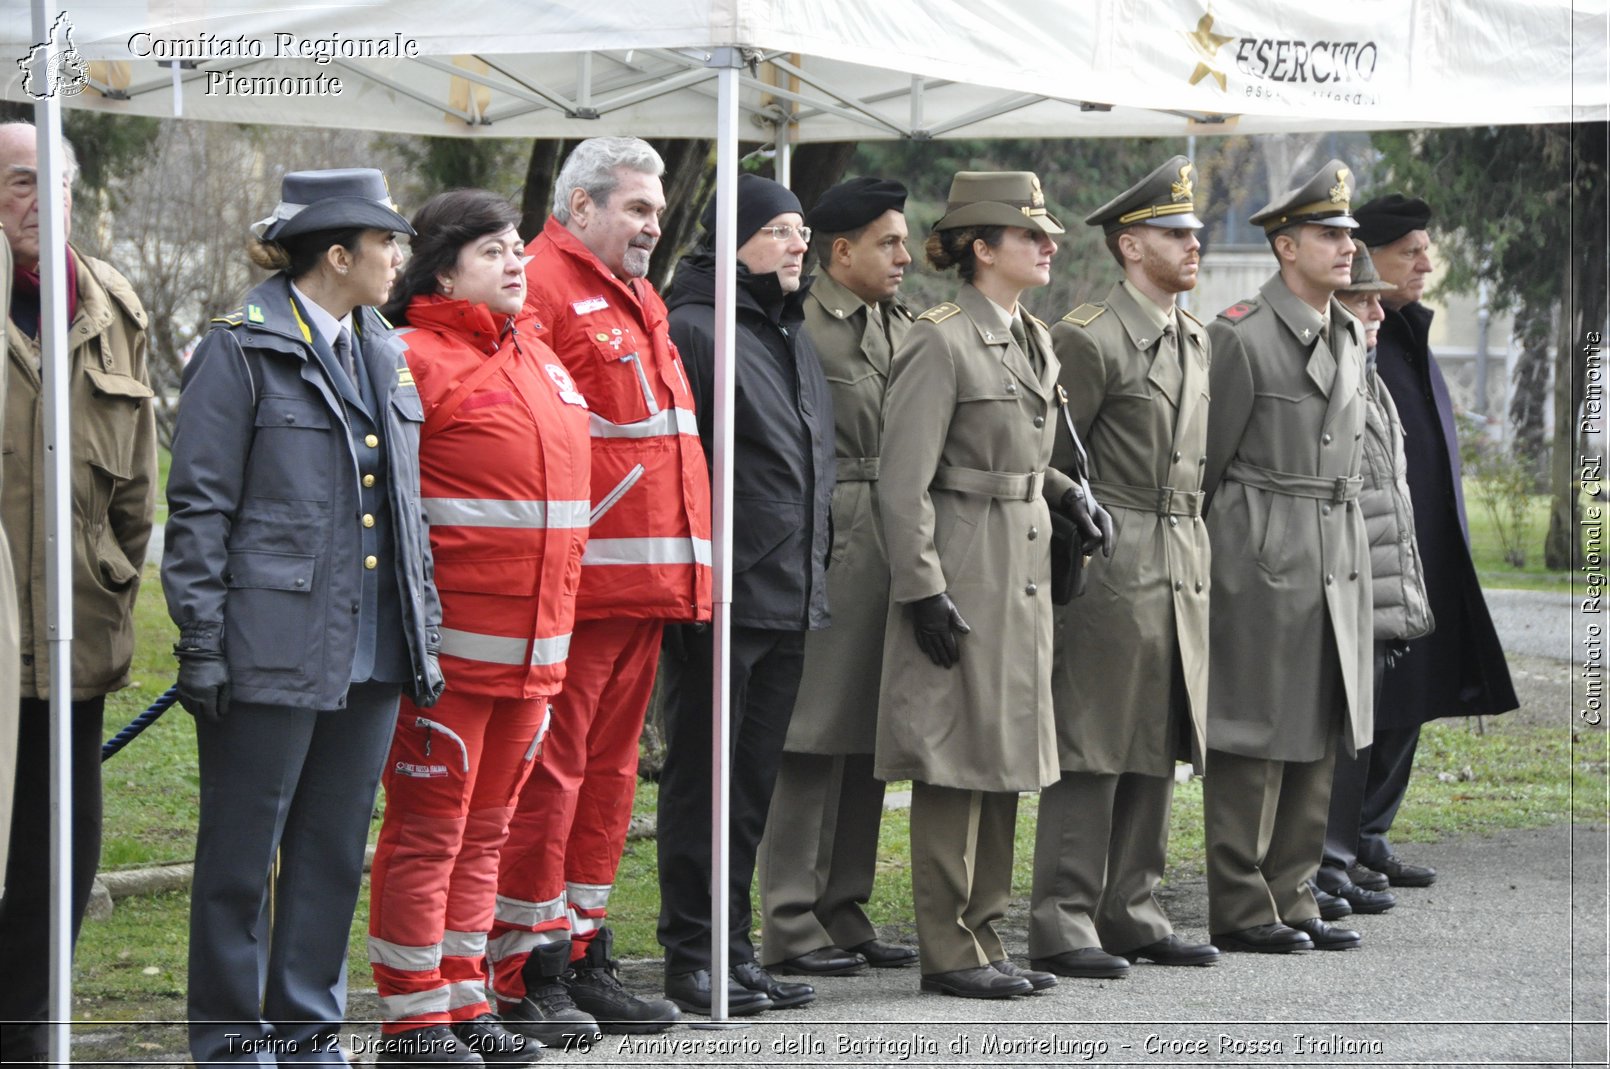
top-left (518, 139), bottom-right (569, 242)
top-left (1508, 317), bottom-right (1553, 486)
top-left (1546, 298), bottom-right (1578, 568)
top-left (646, 138), bottom-right (714, 290)
top-left (785, 141), bottom-right (860, 214)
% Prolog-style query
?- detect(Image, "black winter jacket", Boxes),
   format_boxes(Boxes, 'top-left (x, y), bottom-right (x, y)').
top-left (665, 250), bottom-right (835, 631)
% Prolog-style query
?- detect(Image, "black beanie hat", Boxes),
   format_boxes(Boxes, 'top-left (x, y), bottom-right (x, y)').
top-left (806, 176), bottom-right (908, 234)
top-left (1353, 193), bottom-right (1432, 248)
top-left (700, 173), bottom-right (804, 245)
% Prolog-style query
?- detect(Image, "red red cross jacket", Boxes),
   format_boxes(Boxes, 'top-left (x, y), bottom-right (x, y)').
top-left (399, 296), bottom-right (591, 697)
top-left (524, 218), bottom-right (712, 623)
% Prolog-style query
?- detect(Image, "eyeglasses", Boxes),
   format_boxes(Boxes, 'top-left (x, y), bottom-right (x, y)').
top-left (759, 224), bottom-right (812, 243)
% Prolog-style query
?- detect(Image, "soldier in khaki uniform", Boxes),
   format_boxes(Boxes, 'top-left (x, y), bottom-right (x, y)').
top-left (759, 178), bottom-right (919, 977)
top-left (877, 172), bottom-right (1101, 1001)
top-left (1201, 160), bottom-right (1374, 954)
top-left (1028, 157), bottom-right (1218, 979)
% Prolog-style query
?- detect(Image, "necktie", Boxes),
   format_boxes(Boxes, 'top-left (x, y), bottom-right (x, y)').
top-left (334, 329), bottom-right (356, 383)
top-left (1011, 316), bottom-right (1042, 374)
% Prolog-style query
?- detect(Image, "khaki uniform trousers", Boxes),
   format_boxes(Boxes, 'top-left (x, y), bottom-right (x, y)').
top-left (758, 751), bottom-right (884, 963)
top-left (1203, 733), bottom-right (1337, 934)
top-left (1027, 770), bottom-right (1174, 957)
top-left (909, 781), bottom-right (1017, 974)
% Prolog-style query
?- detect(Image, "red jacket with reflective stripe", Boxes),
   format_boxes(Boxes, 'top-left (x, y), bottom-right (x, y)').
top-left (524, 218), bottom-right (712, 622)
top-left (399, 296), bottom-right (591, 697)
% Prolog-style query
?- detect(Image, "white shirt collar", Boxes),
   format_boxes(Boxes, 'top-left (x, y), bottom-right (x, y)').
top-left (289, 282), bottom-right (353, 349)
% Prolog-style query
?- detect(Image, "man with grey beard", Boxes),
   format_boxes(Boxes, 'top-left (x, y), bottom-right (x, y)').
top-left (490, 136), bottom-right (711, 1040)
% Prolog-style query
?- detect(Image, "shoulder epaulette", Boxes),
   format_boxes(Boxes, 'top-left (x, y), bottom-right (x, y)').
top-left (1178, 306), bottom-right (1204, 328)
top-left (1026, 313), bottom-right (1050, 331)
top-left (1218, 300), bottom-right (1260, 322)
top-left (211, 311), bottom-right (245, 326)
top-left (1061, 303), bottom-right (1107, 327)
top-left (918, 302), bottom-right (961, 324)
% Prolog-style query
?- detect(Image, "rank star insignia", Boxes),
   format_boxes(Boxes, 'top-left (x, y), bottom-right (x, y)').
top-left (1300, 327), bottom-right (1313, 340)
top-left (1185, 10), bottom-right (1234, 91)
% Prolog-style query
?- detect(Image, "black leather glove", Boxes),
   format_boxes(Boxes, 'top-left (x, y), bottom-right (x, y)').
top-left (1384, 640), bottom-right (1413, 668)
top-left (910, 592), bottom-right (970, 669)
top-left (175, 647), bottom-right (230, 723)
top-left (416, 649), bottom-right (446, 708)
top-left (1061, 485), bottom-right (1115, 558)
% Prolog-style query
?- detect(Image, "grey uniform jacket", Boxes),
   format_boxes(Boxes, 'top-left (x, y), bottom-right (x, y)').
top-left (1048, 281), bottom-right (1211, 776)
top-left (786, 272), bottom-right (912, 755)
top-left (875, 283), bottom-right (1076, 792)
top-left (1203, 273), bottom-right (1373, 762)
top-left (163, 274), bottom-right (442, 709)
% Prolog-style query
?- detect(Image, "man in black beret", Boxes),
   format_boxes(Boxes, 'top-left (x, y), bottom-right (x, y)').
top-left (656, 173), bottom-right (836, 1016)
top-left (1344, 194), bottom-right (1518, 892)
top-left (757, 177), bottom-right (920, 978)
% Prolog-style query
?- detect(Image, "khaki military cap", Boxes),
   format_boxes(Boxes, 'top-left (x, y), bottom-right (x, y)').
top-left (1249, 158), bottom-right (1357, 234)
top-left (932, 171), bottom-right (1065, 235)
top-left (1086, 155), bottom-right (1204, 234)
top-left (1339, 240), bottom-right (1397, 294)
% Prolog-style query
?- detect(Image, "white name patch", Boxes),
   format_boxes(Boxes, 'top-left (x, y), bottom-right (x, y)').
top-left (572, 296), bottom-right (609, 315)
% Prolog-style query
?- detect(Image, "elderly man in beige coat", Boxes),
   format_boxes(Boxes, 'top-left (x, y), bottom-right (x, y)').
top-left (759, 177), bottom-right (919, 977)
top-left (0, 223), bottom-right (15, 887)
top-left (1200, 159), bottom-right (1373, 955)
top-left (1028, 157), bottom-right (1217, 980)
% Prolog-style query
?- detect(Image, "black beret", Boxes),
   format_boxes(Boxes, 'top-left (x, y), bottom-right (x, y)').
top-left (699, 173), bottom-right (804, 246)
top-left (1353, 193), bottom-right (1432, 248)
top-left (805, 176), bottom-right (908, 234)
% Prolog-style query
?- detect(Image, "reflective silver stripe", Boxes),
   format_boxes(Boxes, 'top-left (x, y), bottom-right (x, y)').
top-left (438, 629), bottom-right (572, 668)
top-left (619, 352), bottom-right (660, 415)
top-left (446, 979), bottom-right (487, 1011)
top-left (441, 929), bottom-right (486, 958)
top-left (414, 716), bottom-right (471, 774)
top-left (590, 465), bottom-right (645, 525)
top-left (582, 537), bottom-right (712, 567)
top-left (487, 929), bottom-right (540, 965)
top-left (493, 892), bottom-right (567, 929)
top-left (379, 987), bottom-right (451, 1021)
top-left (571, 913), bottom-right (605, 937)
top-left (423, 497), bottom-right (590, 529)
top-left (587, 406), bottom-right (698, 440)
top-left (565, 882), bottom-right (612, 912)
top-left (368, 936), bottom-right (441, 972)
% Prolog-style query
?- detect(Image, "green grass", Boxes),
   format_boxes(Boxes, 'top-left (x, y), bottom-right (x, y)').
top-left (1462, 481), bottom-right (1570, 592)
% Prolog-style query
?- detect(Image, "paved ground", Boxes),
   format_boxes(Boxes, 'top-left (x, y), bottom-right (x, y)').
top-left (67, 589), bottom-right (1606, 1066)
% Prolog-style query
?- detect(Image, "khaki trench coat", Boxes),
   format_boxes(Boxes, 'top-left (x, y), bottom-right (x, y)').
top-left (875, 284), bottom-right (1075, 792)
top-left (786, 272), bottom-right (911, 755)
top-left (2, 247), bottom-right (155, 700)
top-left (0, 234), bottom-right (16, 881)
top-left (1203, 273), bottom-right (1372, 762)
top-left (1048, 282), bottom-right (1210, 776)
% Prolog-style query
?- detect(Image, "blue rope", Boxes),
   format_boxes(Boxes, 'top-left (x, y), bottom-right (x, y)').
top-left (101, 684), bottom-right (181, 762)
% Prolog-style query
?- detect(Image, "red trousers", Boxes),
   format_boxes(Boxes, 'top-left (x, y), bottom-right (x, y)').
top-left (369, 688), bottom-right (550, 1032)
top-left (489, 618), bottom-right (662, 1002)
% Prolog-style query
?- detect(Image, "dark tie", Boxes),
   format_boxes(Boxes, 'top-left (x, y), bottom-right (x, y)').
top-left (334, 328), bottom-right (356, 383)
top-left (1011, 316), bottom-right (1042, 374)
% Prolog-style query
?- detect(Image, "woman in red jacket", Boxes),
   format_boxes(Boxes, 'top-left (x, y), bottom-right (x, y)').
top-left (368, 190), bottom-right (590, 1066)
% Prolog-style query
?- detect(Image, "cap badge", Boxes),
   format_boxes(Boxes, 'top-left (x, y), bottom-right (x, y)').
top-left (1330, 167), bottom-right (1351, 204)
top-left (1172, 162), bottom-right (1195, 203)
top-left (1029, 174), bottom-right (1045, 208)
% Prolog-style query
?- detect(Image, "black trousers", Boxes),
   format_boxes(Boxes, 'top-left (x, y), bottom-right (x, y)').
top-left (656, 624), bottom-right (805, 974)
top-left (1322, 648), bottom-right (1420, 877)
top-left (0, 696), bottom-right (105, 1060)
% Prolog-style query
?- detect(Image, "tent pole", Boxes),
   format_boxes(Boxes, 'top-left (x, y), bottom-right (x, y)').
top-left (29, 0), bottom-right (76, 1062)
top-left (694, 45), bottom-right (744, 1029)
top-left (774, 132), bottom-right (791, 188)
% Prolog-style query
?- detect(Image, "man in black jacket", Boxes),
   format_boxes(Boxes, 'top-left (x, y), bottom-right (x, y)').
top-left (1348, 194), bottom-right (1518, 890)
top-left (656, 173), bottom-right (836, 1016)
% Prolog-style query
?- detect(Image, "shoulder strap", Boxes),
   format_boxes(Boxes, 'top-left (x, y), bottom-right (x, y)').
top-left (421, 339), bottom-right (520, 440)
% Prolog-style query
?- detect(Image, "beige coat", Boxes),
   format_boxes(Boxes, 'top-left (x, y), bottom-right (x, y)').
top-left (1048, 281), bottom-right (1211, 776)
top-left (1203, 273), bottom-right (1372, 762)
top-left (786, 272), bottom-right (911, 754)
top-left (0, 234), bottom-right (16, 882)
top-left (2, 247), bottom-right (156, 700)
top-left (875, 283), bottom-right (1075, 792)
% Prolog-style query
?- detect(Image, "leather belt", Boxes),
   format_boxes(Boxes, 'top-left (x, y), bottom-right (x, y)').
top-left (1223, 460), bottom-right (1361, 502)
top-left (836, 456), bottom-right (881, 482)
top-left (1089, 479), bottom-right (1204, 518)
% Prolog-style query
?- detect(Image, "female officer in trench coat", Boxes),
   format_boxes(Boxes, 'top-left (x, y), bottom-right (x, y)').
top-left (875, 172), bottom-right (1097, 1000)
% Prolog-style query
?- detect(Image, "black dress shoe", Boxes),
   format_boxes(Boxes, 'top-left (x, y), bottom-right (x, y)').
top-left (1347, 863), bottom-right (1390, 891)
top-left (847, 938), bottom-right (919, 968)
top-left (451, 1015), bottom-right (540, 1066)
top-left (770, 946), bottom-right (868, 976)
top-left (731, 961), bottom-right (815, 1009)
top-left (991, 958), bottom-right (1057, 991)
top-left (1029, 947), bottom-right (1131, 978)
top-left (663, 968), bottom-right (770, 1017)
top-left (920, 966), bottom-right (1031, 999)
top-left (1121, 933), bottom-right (1221, 967)
top-left (1372, 854), bottom-right (1437, 887)
top-left (1212, 923), bottom-right (1313, 954)
top-left (1313, 885), bottom-right (1353, 921)
top-left (376, 1024), bottom-right (484, 1066)
top-left (1335, 882), bottom-right (1396, 913)
top-left (1289, 917), bottom-right (1363, 950)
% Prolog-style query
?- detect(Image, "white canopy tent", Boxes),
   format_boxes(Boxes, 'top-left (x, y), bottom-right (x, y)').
top-left (5, 0), bottom-right (1606, 1059)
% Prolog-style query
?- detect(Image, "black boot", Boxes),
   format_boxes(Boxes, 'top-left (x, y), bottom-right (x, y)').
top-left (375, 1024), bottom-right (485, 1066)
top-left (566, 929), bottom-right (682, 1035)
top-left (498, 940), bottom-right (600, 1046)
